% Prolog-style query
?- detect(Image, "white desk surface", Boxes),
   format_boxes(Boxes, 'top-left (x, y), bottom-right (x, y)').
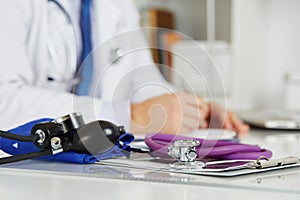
top-left (1, 128), bottom-right (300, 200)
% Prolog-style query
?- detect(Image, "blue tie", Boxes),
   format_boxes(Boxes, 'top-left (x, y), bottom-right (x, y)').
top-left (76, 0), bottom-right (93, 95)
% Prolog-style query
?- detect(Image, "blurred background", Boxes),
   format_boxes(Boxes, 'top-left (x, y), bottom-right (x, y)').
top-left (132, 0), bottom-right (300, 113)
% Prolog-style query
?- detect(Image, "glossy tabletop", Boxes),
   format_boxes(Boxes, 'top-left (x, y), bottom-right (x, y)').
top-left (0, 128), bottom-right (300, 200)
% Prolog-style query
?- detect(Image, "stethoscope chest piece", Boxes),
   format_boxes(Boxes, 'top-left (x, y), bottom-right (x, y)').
top-left (168, 140), bottom-right (205, 170)
top-left (110, 40), bottom-right (125, 64)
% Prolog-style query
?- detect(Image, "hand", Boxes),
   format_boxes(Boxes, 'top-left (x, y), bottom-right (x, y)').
top-left (223, 111), bottom-right (250, 134)
top-left (206, 102), bottom-right (250, 134)
top-left (130, 92), bottom-right (209, 134)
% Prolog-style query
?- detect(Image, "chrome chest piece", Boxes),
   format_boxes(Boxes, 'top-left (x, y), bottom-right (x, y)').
top-left (168, 140), bottom-right (205, 170)
top-left (55, 112), bottom-right (85, 133)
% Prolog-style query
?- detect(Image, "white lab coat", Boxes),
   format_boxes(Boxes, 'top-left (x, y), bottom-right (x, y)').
top-left (0, 0), bottom-right (173, 130)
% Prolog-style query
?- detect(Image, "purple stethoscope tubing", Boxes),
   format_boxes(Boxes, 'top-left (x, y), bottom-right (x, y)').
top-left (145, 133), bottom-right (272, 160)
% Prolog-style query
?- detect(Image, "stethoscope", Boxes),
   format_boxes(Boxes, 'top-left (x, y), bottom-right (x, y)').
top-left (47, 0), bottom-right (77, 84)
top-left (47, 0), bottom-right (124, 85)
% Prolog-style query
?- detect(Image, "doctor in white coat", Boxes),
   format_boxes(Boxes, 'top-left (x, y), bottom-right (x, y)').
top-left (0, 0), bottom-right (249, 134)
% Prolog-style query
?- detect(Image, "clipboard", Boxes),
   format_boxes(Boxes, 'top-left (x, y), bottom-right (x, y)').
top-left (95, 152), bottom-right (300, 177)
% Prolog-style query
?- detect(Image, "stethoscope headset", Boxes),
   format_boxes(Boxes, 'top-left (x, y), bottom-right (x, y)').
top-left (47, 0), bottom-right (124, 86)
top-left (0, 113), bottom-right (126, 165)
top-left (47, 0), bottom-right (78, 84)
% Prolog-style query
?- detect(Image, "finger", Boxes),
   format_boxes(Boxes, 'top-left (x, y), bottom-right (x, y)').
top-left (183, 105), bottom-right (206, 121)
top-left (191, 96), bottom-right (208, 112)
top-left (230, 114), bottom-right (250, 134)
top-left (176, 93), bottom-right (209, 119)
top-left (181, 104), bottom-right (208, 130)
top-left (179, 125), bottom-right (194, 134)
top-left (231, 113), bottom-right (243, 124)
top-left (208, 103), bottom-right (227, 128)
top-left (186, 96), bottom-right (209, 120)
top-left (235, 123), bottom-right (250, 134)
top-left (181, 111), bottom-right (208, 130)
top-left (238, 124), bottom-right (250, 134)
top-left (199, 102), bottom-right (209, 119)
top-left (198, 120), bottom-right (208, 129)
top-left (223, 119), bottom-right (233, 130)
top-left (181, 114), bottom-right (201, 130)
top-left (179, 93), bottom-right (204, 107)
top-left (223, 112), bottom-right (233, 130)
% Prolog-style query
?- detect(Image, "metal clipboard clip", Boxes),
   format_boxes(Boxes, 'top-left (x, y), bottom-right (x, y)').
top-left (247, 156), bottom-right (300, 169)
top-left (166, 139), bottom-right (300, 172)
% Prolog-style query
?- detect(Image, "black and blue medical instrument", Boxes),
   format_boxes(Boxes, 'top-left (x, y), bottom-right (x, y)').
top-left (0, 113), bottom-right (127, 165)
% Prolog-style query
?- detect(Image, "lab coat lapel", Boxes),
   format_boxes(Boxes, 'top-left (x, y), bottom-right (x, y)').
top-left (89, 0), bottom-right (122, 97)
